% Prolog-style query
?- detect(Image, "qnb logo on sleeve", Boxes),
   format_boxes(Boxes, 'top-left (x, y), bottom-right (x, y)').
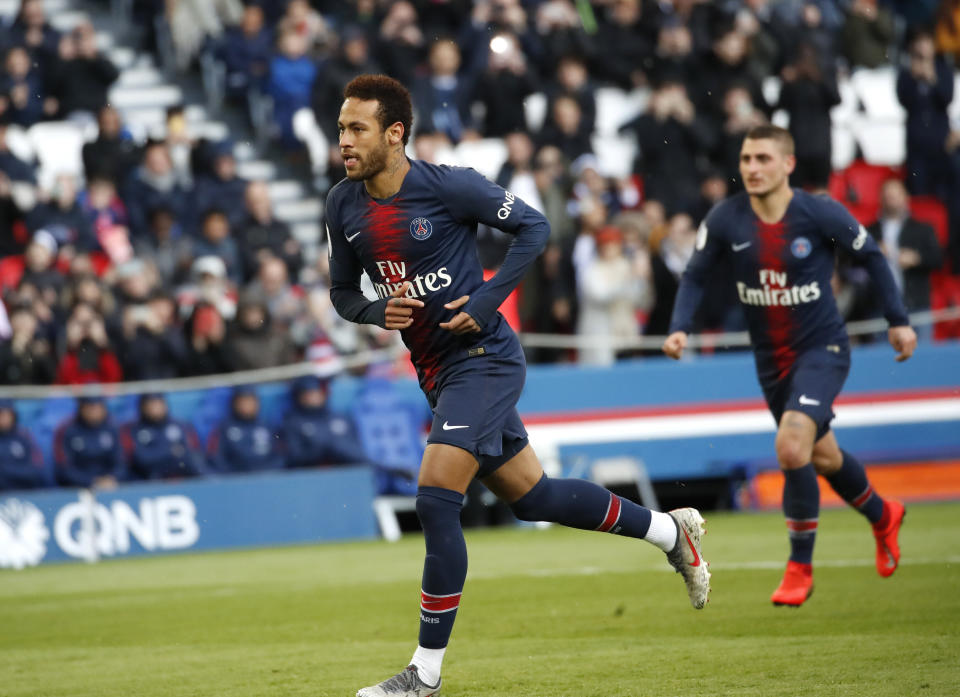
top-left (497, 190), bottom-right (516, 220)
top-left (373, 259), bottom-right (453, 299)
top-left (736, 268), bottom-right (821, 307)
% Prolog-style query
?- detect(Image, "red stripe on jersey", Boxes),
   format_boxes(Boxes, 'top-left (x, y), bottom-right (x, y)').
top-left (755, 220), bottom-right (796, 378)
top-left (785, 518), bottom-right (818, 532)
top-left (596, 494), bottom-right (622, 533)
top-left (420, 590), bottom-right (462, 614)
top-left (852, 485), bottom-right (874, 508)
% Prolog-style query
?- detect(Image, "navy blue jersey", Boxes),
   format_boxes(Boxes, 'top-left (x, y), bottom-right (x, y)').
top-left (326, 159), bottom-right (549, 394)
top-left (670, 190), bottom-right (909, 379)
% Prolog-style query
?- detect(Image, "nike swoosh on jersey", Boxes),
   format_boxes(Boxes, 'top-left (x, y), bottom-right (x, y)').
top-left (442, 422), bottom-right (469, 431)
top-left (798, 395), bottom-right (821, 406)
top-left (731, 241), bottom-right (752, 252)
top-left (345, 230), bottom-right (362, 242)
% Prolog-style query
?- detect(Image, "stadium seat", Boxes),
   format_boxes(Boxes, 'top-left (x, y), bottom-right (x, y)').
top-left (590, 133), bottom-right (636, 179)
top-left (854, 117), bottom-right (906, 166)
top-left (930, 272), bottom-right (960, 340)
top-left (594, 86), bottom-right (648, 136)
top-left (828, 159), bottom-right (903, 224)
top-left (830, 75), bottom-right (859, 127)
top-left (831, 125), bottom-right (856, 171)
top-left (523, 92), bottom-right (547, 133)
top-left (850, 66), bottom-right (906, 121)
top-left (909, 196), bottom-right (950, 251)
top-left (292, 107), bottom-right (330, 176)
top-left (451, 138), bottom-right (508, 181)
top-left (27, 121), bottom-right (86, 188)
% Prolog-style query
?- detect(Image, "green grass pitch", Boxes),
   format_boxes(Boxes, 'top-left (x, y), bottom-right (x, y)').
top-left (3, 501), bottom-right (959, 697)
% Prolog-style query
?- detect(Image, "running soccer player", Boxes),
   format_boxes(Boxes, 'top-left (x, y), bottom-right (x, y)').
top-left (327, 74), bottom-right (711, 697)
top-left (663, 125), bottom-right (916, 607)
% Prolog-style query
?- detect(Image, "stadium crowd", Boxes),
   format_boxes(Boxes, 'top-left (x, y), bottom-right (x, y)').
top-left (0, 0), bottom-right (959, 397)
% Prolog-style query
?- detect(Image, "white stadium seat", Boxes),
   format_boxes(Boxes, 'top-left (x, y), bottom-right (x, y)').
top-left (293, 107), bottom-right (330, 176)
top-left (590, 133), bottom-right (636, 179)
top-left (27, 121), bottom-right (86, 189)
top-left (594, 86), bottom-right (648, 136)
top-left (524, 92), bottom-right (547, 133)
top-left (851, 66), bottom-right (906, 121)
top-left (831, 125), bottom-right (857, 170)
top-left (853, 116), bottom-right (906, 166)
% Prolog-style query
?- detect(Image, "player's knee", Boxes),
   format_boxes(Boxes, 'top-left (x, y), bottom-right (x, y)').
top-left (775, 435), bottom-right (810, 470)
top-left (509, 475), bottom-right (550, 522)
top-left (811, 449), bottom-right (842, 475)
top-left (415, 487), bottom-right (465, 529)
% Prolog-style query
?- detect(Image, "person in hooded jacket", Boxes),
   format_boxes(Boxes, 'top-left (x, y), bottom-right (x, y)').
top-left (282, 375), bottom-right (368, 469)
top-left (122, 393), bottom-right (206, 480)
top-left (207, 386), bottom-right (283, 472)
top-left (0, 399), bottom-right (47, 490)
top-left (54, 395), bottom-right (126, 488)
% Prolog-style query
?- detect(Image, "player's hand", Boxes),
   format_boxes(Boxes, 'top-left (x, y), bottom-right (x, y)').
top-left (888, 325), bottom-right (917, 362)
top-left (662, 331), bottom-right (688, 360)
top-left (383, 282), bottom-right (424, 330)
top-left (439, 295), bottom-right (480, 335)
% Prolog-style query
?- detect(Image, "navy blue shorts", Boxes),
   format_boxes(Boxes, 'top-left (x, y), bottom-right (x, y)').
top-left (426, 353), bottom-right (529, 479)
top-left (759, 346), bottom-right (850, 441)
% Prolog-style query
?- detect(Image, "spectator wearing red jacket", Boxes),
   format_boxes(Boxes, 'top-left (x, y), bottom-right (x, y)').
top-left (55, 302), bottom-right (122, 385)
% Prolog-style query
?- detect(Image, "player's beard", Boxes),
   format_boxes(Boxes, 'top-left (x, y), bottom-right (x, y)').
top-left (347, 136), bottom-right (390, 181)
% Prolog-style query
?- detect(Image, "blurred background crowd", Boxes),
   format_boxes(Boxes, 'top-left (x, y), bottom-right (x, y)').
top-left (0, 0), bottom-right (958, 383)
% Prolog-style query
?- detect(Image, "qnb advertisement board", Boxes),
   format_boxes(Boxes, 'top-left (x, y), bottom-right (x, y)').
top-left (0, 467), bottom-right (379, 570)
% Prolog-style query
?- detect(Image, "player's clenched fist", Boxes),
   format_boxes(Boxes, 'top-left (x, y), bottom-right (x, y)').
top-left (888, 325), bottom-right (917, 363)
top-left (384, 282), bottom-right (424, 330)
top-left (662, 331), bottom-right (688, 360)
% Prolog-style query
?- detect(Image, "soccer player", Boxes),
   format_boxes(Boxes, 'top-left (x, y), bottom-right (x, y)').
top-left (327, 74), bottom-right (711, 697)
top-left (663, 125), bottom-right (916, 607)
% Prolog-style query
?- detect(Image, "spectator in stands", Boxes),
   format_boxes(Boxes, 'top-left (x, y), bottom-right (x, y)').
top-left (244, 255), bottom-right (301, 328)
top-left (207, 386), bottom-right (284, 472)
top-left (713, 85), bottom-right (767, 187)
top-left (123, 140), bottom-right (190, 240)
top-left (646, 212), bottom-right (697, 337)
top-left (591, 0), bottom-right (651, 90)
top-left (236, 180), bottom-right (302, 282)
top-left (546, 54), bottom-right (596, 139)
top-left (842, 0), bottom-right (895, 69)
top-left (18, 229), bottom-right (64, 299)
top-left (216, 3), bottom-right (272, 104)
top-left (54, 395), bottom-right (126, 488)
top-left (55, 302), bottom-right (123, 385)
top-left (535, 0), bottom-right (591, 75)
top-left (0, 302), bottom-right (57, 384)
top-left (134, 205), bottom-right (192, 288)
top-left (867, 179), bottom-right (943, 336)
top-left (471, 32), bottom-right (536, 138)
top-left (412, 38), bottom-right (476, 144)
top-left (190, 140), bottom-right (247, 231)
top-left (167, 0), bottom-right (244, 72)
top-left (61, 272), bottom-right (116, 332)
top-left (183, 299), bottom-right (232, 376)
top-left (576, 225), bottom-right (651, 366)
top-left (622, 79), bottom-right (713, 216)
top-left (538, 93), bottom-right (593, 162)
top-left (282, 375), bottom-right (368, 469)
top-left (117, 285), bottom-right (188, 380)
top-left (0, 44), bottom-right (51, 126)
top-left (78, 174), bottom-right (131, 262)
top-left (27, 174), bottom-right (95, 252)
top-left (778, 41), bottom-right (840, 191)
top-left (649, 18), bottom-right (697, 87)
top-left (375, 0), bottom-right (425, 86)
top-left (267, 28), bottom-right (317, 149)
top-left (191, 209), bottom-right (242, 285)
top-left (897, 30), bottom-right (955, 200)
top-left (310, 23), bottom-right (380, 161)
top-left (50, 21), bottom-right (119, 118)
top-left (82, 106), bottom-right (139, 182)
top-left (0, 399), bottom-right (46, 490)
top-left (177, 254), bottom-right (237, 322)
top-left (278, 0), bottom-right (331, 48)
top-left (693, 22), bottom-right (768, 121)
top-left (123, 393), bottom-right (205, 480)
top-left (0, 169), bottom-right (27, 259)
top-left (9, 0), bottom-right (60, 71)
top-left (224, 291), bottom-right (295, 370)
top-left (936, 0), bottom-right (960, 61)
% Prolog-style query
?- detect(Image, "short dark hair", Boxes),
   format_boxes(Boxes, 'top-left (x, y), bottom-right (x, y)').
top-left (343, 74), bottom-right (413, 145)
top-left (744, 124), bottom-right (794, 156)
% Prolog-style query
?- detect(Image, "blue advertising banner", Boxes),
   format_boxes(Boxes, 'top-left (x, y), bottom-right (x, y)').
top-left (0, 466), bottom-right (379, 570)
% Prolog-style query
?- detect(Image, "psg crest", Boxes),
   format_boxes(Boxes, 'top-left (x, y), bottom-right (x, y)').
top-left (791, 236), bottom-right (812, 259)
top-left (410, 217), bottom-right (433, 241)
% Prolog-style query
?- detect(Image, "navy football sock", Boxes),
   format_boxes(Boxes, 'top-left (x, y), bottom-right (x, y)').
top-left (825, 450), bottom-right (884, 524)
top-left (416, 486), bottom-right (467, 650)
top-left (782, 465), bottom-right (819, 565)
top-left (509, 474), bottom-right (653, 538)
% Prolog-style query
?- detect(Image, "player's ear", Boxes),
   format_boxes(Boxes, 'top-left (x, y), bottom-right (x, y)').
top-left (386, 121), bottom-right (404, 146)
top-left (784, 154), bottom-right (797, 175)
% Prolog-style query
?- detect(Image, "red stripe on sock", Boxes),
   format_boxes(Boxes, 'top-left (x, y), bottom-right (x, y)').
top-left (596, 494), bottom-right (622, 533)
top-left (852, 485), bottom-right (874, 509)
top-left (420, 590), bottom-right (461, 614)
top-left (786, 519), bottom-right (818, 532)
